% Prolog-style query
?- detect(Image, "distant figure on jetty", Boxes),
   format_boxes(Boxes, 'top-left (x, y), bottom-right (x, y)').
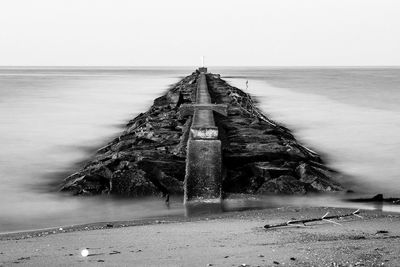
top-left (246, 80), bottom-right (248, 90)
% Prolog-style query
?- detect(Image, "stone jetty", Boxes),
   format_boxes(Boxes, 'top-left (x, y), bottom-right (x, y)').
top-left (60, 69), bottom-right (343, 201)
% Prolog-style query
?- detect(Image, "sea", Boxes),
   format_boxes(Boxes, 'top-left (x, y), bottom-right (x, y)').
top-left (0, 67), bottom-right (399, 233)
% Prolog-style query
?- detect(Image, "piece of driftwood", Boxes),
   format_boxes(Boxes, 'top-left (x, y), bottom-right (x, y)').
top-left (264, 209), bottom-right (362, 229)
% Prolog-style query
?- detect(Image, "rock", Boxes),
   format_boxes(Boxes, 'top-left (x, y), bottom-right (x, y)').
top-left (371, 194), bottom-right (384, 201)
top-left (59, 71), bottom-right (344, 197)
top-left (376, 230), bottom-right (389, 234)
top-left (111, 169), bottom-right (159, 196)
top-left (60, 174), bottom-right (110, 195)
top-left (257, 175), bottom-right (307, 194)
top-left (249, 162), bottom-right (292, 178)
top-left (296, 163), bottom-right (342, 191)
top-left (296, 163), bottom-right (318, 183)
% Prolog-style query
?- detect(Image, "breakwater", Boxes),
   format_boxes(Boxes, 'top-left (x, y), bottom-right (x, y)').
top-left (60, 69), bottom-right (343, 206)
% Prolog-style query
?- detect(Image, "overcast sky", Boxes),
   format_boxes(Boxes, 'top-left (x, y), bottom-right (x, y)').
top-left (0, 0), bottom-right (399, 66)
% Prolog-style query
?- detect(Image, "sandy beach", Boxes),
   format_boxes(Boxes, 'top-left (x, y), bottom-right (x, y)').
top-left (1, 206), bottom-right (399, 266)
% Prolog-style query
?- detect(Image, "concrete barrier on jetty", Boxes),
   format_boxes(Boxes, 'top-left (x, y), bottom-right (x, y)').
top-left (181, 68), bottom-right (227, 215)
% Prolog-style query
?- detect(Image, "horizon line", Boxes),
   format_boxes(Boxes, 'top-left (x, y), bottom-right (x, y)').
top-left (1, 65), bottom-right (400, 68)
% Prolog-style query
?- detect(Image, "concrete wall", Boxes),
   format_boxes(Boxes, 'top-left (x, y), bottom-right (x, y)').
top-left (183, 71), bottom-right (223, 215)
top-left (184, 139), bottom-right (222, 201)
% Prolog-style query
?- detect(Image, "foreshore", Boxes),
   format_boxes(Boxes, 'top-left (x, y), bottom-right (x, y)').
top-left (1, 206), bottom-right (399, 266)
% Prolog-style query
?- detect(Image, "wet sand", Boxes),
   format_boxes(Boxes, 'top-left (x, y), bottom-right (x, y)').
top-left (1, 207), bottom-right (399, 266)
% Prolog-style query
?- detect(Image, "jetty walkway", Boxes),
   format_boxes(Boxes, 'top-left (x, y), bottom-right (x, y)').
top-left (181, 67), bottom-right (227, 214)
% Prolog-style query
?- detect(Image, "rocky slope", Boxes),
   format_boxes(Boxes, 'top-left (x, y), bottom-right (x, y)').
top-left (59, 71), bottom-right (343, 197)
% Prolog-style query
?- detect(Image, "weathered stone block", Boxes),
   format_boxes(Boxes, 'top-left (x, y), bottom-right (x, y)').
top-left (191, 126), bottom-right (218, 140)
top-left (184, 140), bottom-right (222, 203)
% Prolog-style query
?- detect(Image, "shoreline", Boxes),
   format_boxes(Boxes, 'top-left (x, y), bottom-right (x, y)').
top-left (2, 192), bottom-right (399, 240)
top-left (1, 206), bottom-right (400, 266)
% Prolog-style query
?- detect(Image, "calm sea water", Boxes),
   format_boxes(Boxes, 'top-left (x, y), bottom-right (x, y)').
top-left (0, 67), bottom-right (399, 232)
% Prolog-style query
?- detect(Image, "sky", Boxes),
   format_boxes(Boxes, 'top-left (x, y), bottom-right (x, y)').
top-left (0, 0), bottom-right (399, 66)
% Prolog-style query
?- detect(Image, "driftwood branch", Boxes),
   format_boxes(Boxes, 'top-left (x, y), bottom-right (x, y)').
top-left (264, 209), bottom-right (362, 229)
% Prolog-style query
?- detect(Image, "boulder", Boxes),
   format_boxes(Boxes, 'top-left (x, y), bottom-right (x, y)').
top-left (296, 163), bottom-right (343, 191)
top-left (111, 169), bottom-right (159, 196)
top-left (257, 175), bottom-right (307, 194)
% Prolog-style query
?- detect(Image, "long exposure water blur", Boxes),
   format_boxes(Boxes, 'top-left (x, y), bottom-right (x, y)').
top-left (1, 67), bottom-right (399, 232)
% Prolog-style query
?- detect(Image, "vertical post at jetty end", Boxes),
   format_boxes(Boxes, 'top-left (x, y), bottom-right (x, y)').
top-left (183, 68), bottom-right (224, 216)
top-left (199, 56), bottom-right (207, 74)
